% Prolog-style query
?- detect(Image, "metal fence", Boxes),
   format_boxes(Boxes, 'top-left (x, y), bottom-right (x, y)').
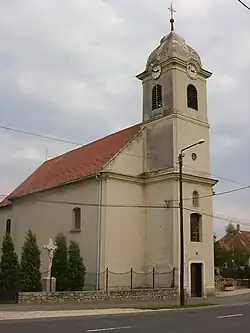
top-left (215, 267), bottom-right (250, 290)
top-left (219, 267), bottom-right (250, 279)
top-left (83, 268), bottom-right (176, 291)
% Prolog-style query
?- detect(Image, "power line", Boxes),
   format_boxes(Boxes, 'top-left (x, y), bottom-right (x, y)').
top-left (0, 124), bottom-right (249, 201)
top-left (27, 197), bottom-right (250, 227)
top-left (184, 206), bottom-right (250, 228)
top-left (0, 123), bottom-right (248, 188)
top-left (238, 0), bottom-right (250, 10)
top-left (178, 163), bottom-right (249, 188)
top-left (1, 184), bottom-right (249, 204)
top-left (0, 125), bottom-right (81, 146)
top-left (33, 198), bottom-right (169, 209)
top-left (174, 184), bottom-right (250, 202)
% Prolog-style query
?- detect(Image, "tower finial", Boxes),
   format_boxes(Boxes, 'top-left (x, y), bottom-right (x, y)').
top-left (168, 2), bottom-right (176, 32)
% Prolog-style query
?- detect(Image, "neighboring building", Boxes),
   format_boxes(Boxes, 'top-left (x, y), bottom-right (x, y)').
top-left (0, 13), bottom-right (218, 296)
top-left (219, 224), bottom-right (250, 254)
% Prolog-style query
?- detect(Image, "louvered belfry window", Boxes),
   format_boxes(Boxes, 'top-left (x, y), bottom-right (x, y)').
top-left (152, 85), bottom-right (163, 110)
top-left (187, 84), bottom-right (198, 110)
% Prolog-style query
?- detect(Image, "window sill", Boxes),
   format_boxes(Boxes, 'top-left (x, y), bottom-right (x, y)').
top-left (190, 241), bottom-right (202, 243)
top-left (70, 229), bottom-right (81, 233)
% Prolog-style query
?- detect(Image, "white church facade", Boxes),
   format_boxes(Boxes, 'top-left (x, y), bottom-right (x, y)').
top-left (0, 12), bottom-right (217, 297)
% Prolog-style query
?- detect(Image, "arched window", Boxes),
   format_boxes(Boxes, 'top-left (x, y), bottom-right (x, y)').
top-left (5, 219), bottom-right (11, 236)
top-left (192, 191), bottom-right (199, 207)
top-left (187, 84), bottom-right (198, 110)
top-left (190, 213), bottom-right (202, 242)
top-left (152, 84), bottom-right (163, 110)
top-left (72, 207), bottom-right (81, 231)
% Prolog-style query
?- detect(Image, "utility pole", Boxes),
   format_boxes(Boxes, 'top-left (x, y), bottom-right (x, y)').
top-left (178, 151), bottom-right (185, 306)
top-left (178, 139), bottom-right (205, 306)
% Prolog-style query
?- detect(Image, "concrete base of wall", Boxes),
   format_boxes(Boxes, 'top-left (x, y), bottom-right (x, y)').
top-left (18, 288), bottom-right (179, 304)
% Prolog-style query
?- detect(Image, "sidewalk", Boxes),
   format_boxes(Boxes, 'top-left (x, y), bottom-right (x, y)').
top-left (215, 288), bottom-right (250, 298)
top-left (0, 289), bottom-right (249, 321)
top-left (0, 298), bottom-right (216, 321)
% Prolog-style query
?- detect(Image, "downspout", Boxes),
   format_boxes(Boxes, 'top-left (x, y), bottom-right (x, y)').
top-left (96, 172), bottom-right (103, 290)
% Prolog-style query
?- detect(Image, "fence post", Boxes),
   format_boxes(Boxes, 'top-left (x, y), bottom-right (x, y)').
top-left (105, 268), bottom-right (109, 291)
top-left (172, 268), bottom-right (176, 287)
top-left (130, 268), bottom-right (133, 290)
top-left (152, 268), bottom-right (155, 289)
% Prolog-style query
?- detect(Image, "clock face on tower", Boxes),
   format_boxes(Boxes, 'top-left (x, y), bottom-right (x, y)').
top-left (151, 64), bottom-right (162, 79)
top-left (187, 62), bottom-right (198, 79)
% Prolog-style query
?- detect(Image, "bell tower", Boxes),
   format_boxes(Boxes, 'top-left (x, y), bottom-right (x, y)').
top-left (136, 4), bottom-right (213, 175)
top-left (136, 4), bottom-right (218, 297)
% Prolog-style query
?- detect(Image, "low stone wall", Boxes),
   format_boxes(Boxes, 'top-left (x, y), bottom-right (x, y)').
top-left (18, 288), bottom-right (178, 304)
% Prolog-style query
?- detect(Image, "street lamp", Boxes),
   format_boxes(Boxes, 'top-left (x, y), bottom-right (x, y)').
top-left (178, 139), bottom-right (205, 306)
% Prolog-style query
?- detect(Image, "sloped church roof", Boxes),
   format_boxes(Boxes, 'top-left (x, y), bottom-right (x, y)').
top-left (1, 124), bottom-right (141, 207)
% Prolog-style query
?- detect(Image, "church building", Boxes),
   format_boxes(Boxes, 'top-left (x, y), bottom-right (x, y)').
top-left (0, 9), bottom-right (218, 297)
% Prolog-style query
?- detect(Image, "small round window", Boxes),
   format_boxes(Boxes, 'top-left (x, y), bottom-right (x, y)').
top-left (192, 153), bottom-right (197, 161)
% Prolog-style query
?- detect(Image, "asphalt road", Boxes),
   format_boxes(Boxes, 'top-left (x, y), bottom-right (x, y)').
top-left (0, 304), bottom-right (249, 333)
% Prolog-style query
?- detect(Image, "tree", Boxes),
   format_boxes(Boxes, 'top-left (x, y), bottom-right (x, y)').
top-left (51, 233), bottom-right (68, 291)
top-left (230, 244), bottom-right (249, 268)
top-left (67, 241), bottom-right (85, 291)
top-left (225, 222), bottom-right (236, 234)
top-left (0, 234), bottom-right (20, 291)
top-left (214, 233), bottom-right (228, 267)
top-left (20, 229), bottom-right (41, 292)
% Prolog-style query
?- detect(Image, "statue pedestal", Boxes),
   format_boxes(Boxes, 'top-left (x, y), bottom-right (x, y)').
top-left (42, 277), bottom-right (56, 293)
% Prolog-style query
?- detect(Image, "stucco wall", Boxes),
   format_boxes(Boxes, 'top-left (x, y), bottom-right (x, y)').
top-left (104, 132), bottom-right (143, 176)
top-left (173, 67), bottom-right (209, 123)
top-left (174, 117), bottom-right (211, 178)
top-left (172, 177), bottom-right (215, 295)
top-left (145, 117), bottom-right (174, 171)
top-left (103, 177), bottom-right (146, 288)
top-left (2, 178), bottom-right (100, 288)
top-left (142, 70), bottom-right (173, 122)
top-left (144, 178), bottom-right (174, 275)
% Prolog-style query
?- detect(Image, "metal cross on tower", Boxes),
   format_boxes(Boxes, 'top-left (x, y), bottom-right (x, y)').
top-left (168, 3), bottom-right (176, 32)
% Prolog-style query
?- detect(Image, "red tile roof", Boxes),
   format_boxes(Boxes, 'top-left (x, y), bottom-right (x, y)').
top-left (0, 123), bottom-right (141, 207)
top-left (219, 230), bottom-right (250, 253)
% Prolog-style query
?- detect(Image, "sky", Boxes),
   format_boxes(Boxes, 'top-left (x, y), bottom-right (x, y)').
top-left (0, 0), bottom-right (249, 237)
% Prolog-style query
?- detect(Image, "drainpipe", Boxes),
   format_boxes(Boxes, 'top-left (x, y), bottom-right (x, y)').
top-left (96, 172), bottom-right (103, 290)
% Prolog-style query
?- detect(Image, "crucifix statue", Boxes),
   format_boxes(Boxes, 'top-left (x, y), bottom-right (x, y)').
top-left (168, 2), bottom-right (176, 32)
top-left (43, 238), bottom-right (57, 281)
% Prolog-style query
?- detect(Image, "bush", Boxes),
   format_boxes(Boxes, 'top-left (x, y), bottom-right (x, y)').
top-left (0, 234), bottom-right (20, 291)
top-left (20, 229), bottom-right (41, 292)
top-left (51, 233), bottom-right (68, 291)
top-left (67, 241), bottom-right (85, 291)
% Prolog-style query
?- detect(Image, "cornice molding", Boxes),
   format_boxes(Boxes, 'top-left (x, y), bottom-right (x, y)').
top-left (100, 171), bottom-right (144, 184)
top-left (136, 57), bottom-right (212, 81)
top-left (101, 170), bottom-right (218, 187)
top-left (142, 109), bottom-right (210, 128)
top-left (144, 170), bottom-right (218, 187)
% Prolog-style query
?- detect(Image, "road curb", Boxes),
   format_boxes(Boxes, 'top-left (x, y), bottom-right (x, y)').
top-left (0, 305), bottom-right (220, 321)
